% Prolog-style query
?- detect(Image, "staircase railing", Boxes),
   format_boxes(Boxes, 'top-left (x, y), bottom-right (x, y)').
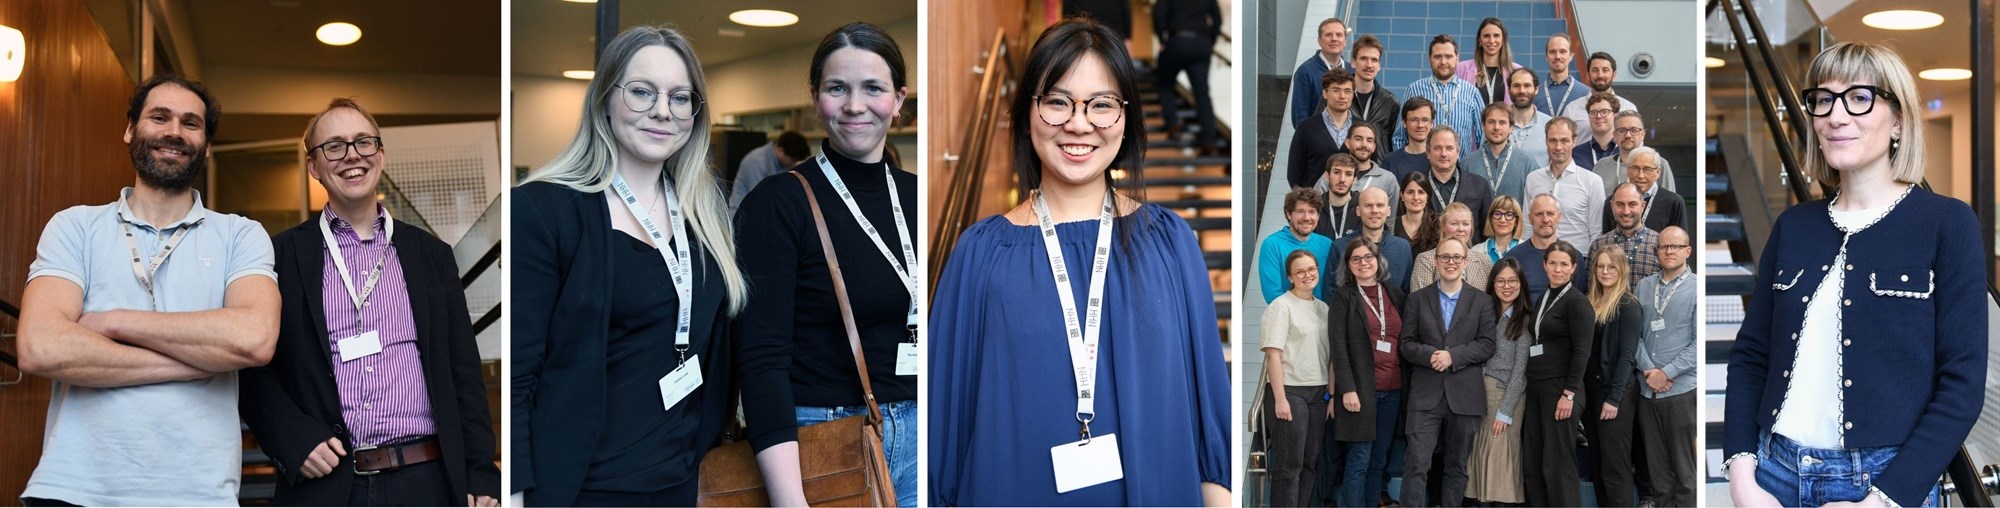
top-left (928, 27), bottom-right (1017, 294)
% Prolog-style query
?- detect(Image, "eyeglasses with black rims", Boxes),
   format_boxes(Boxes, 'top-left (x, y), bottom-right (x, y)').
top-left (309, 136), bottom-right (383, 161)
top-left (1800, 85), bottom-right (1895, 118)
top-left (1035, 94), bottom-right (1127, 129)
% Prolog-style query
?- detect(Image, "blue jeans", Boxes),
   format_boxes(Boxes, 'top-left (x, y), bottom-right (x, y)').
top-left (1340, 388), bottom-right (1402, 507)
top-left (797, 400), bottom-right (917, 508)
top-left (1755, 432), bottom-right (1941, 507)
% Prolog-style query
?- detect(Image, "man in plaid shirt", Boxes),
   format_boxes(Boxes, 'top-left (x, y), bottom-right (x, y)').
top-left (1590, 182), bottom-right (1661, 285)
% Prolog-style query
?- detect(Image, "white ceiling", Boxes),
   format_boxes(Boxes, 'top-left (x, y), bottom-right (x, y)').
top-left (511, 0), bottom-right (916, 79)
top-left (1707, 0), bottom-right (1993, 104)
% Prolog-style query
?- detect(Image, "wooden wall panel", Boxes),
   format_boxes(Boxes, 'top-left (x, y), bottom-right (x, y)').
top-left (0, 0), bottom-right (140, 500)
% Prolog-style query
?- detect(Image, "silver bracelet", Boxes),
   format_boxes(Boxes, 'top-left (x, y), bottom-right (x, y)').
top-left (1869, 485), bottom-right (1903, 508)
top-left (1721, 452), bottom-right (1757, 477)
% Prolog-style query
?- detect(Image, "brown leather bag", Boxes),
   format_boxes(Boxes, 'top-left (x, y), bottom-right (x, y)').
top-left (696, 171), bottom-right (897, 507)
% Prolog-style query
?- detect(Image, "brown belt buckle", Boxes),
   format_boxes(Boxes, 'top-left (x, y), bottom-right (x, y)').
top-left (352, 445), bottom-right (385, 476)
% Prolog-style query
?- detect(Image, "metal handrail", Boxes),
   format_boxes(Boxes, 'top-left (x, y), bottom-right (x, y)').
top-left (1710, 0), bottom-right (1812, 203)
top-left (928, 28), bottom-right (1015, 294)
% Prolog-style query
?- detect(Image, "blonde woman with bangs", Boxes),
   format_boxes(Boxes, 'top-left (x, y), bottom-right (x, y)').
top-left (1582, 247), bottom-right (1643, 507)
top-left (1477, 195), bottom-right (1524, 264)
top-left (1724, 42), bottom-right (1985, 508)
top-left (509, 25), bottom-right (753, 506)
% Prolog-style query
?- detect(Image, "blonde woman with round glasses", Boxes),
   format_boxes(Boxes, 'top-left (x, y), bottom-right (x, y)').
top-left (1477, 195), bottom-right (1524, 264)
top-left (1724, 42), bottom-right (1984, 508)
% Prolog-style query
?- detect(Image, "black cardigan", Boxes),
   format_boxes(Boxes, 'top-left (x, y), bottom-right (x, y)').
top-left (241, 214), bottom-right (500, 504)
top-left (1287, 111), bottom-right (1347, 189)
top-left (1586, 297), bottom-right (1643, 407)
top-left (1526, 282), bottom-right (1594, 396)
top-left (1327, 282), bottom-right (1408, 442)
top-left (509, 182), bottom-right (736, 506)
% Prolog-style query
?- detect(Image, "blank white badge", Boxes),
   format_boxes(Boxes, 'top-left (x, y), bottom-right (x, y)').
top-left (895, 343), bottom-right (920, 376)
top-left (1050, 433), bottom-right (1124, 493)
top-left (658, 356), bottom-right (703, 412)
top-left (337, 330), bottom-right (383, 362)
top-left (1530, 344), bottom-right (1546, 357)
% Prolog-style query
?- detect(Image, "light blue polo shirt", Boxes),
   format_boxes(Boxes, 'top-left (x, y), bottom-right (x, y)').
top-left (22, 188), bottom-right (274, 506)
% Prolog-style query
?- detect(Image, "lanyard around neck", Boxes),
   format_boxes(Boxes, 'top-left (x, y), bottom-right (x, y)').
top-left (611, 171), bottom-right (695, 362)
top-left (1035, 190), bottom-right (1116, 439)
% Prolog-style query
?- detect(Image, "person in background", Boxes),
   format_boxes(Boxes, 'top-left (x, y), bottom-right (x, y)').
top-left (1317, 153), bottom-right (1364, 241)
top-left (1536, 34), bottom-right (1588, 118)
top-left (1505, 194), bottom-right (1563, 302)
top-left (1383, 97), bottom-right (1436, 178)
top-left (1571, 93), bottom-right (1620, 172)
top-left (1523, 117), bottom-right (1606, 253)
top-left (1636, 226), bottom-right (1698, 508)
top-left (1289, 67), bottom-right (1358, 190)
top-left (1455, 18), bottom-right (1523, 105)
top-left (1560, 52), bottom-right (1639, 130)
top-left (1466, 103), bottom-right (1535, 206)
top-left (729, 131), bottom-right (808, 211)
top-left (1152, 0), bottom-right (1223, 156)
top-left (1336, 187), bottom-right (1416, 294)
top-left (1409, 202), bottom-right (1493, 292)
top-left (1350, 35), bottom-right (1401, 142)
top-left (1475, 195), bottom-right (1524, 265)
top-left (1394, 172), bottom-right (1442, 256)
top-left (1421, 125), bottom-right (1493, 243)
top-left (1292, 18), bottom-right (1352, 127)
top-left (1504, 68), bottom-right (1552, 171)
top-left (1395, 35), bottom-right (1484, 159)
top-left (1600, 146), bottom-right (1686, 233)
top-left (1592, 111), bottom-right (1678, 195)
top-left (1260, 189), bottom-right (1334, 302)
top-left (1590, 182), bottom-right (1662, 286)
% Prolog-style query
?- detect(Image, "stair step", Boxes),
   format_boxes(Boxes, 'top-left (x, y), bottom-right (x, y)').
top-left (1707, 421), bottom-right (1724, 449)
top-left (1142, 175), bottom-right (1232, 187)
top-left (1185, 217), bottom-right (1231, 231)
top-left (1143, 109), bottom-right (1198, 119)
top-left (1145, 156), bottom-right (1232, 167)
top-left (1709, 214), bottom-right (1744, 242)
top-left (1707, 174), bottom-right (1730, 196)
top-left (1707, 339), bottom-right (1735, 365)
top-left (1206, 251), bottom-right (1230, 270)
top-left (1707, 262), bottom-right (1755, 296)
top-left (1158, 199), bottom-right (1233, 210)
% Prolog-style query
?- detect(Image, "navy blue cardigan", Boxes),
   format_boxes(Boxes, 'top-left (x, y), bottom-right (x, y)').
top-left (1725, 187), bottom-right (1987, 506)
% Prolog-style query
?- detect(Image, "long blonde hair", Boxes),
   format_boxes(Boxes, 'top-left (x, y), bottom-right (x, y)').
top-left (521, 25), bottom-right (748, 314)
top-left (1589, 247), bottom-right (1633, 323)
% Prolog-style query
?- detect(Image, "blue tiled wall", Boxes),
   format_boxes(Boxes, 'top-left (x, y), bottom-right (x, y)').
top-left (1345, 0), bottom-right (1570, 93)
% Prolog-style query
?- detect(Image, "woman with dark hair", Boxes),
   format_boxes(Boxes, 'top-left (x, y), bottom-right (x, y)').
top-left (1455, 18), bottom-right (1523, 105)
top-left (1466, 258), bottom-right (1531, 504)
top-left (928, 17), bottom-right (1230, 507)
top-left (1725, 42), bottom-right (1984, 508)
top-left (1520, 240), bottom-right (1592, 507)
top-left (735, 21), bottom-right (917, 507)
top-left (510, 25), bottom-right (748, 507)
top-left (1395, 171), bottom-right (1441, 255)
top-left (1327, 237), bottom-right (1409, 508)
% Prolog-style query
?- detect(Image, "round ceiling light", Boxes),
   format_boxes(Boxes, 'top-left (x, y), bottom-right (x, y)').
top-left (1918, 68), bottom-right (1972, 80)
top-left (316, 22), bottom-right (362, 46)
top-left (1704, 57), bottom-right (1726, 68)
top-left (1861, 10), bottom-right (1943, 30)
top-left (729, 9), bottom-right (799, 27)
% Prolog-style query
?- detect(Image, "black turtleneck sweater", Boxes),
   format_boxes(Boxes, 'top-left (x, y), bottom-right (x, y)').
top-left (1526, 281), bottom-right (1594, 396)
top-left (734, 141), bottom-right (919, 452)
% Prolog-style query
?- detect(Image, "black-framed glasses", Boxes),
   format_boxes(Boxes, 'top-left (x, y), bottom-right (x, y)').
top-left (1035, 94), bottom-right (1127, 129)
top-left (309, 136), bottom-right (383, 161)
top-left (1659, 244), bottom-right (1692, 252)
top-left (1437, 254), bottom-right (1468, 264)
top-left (1490, 210), bottom-right (1518, 220)
top-left (1801, 85), bottom-right (1895, 117)
top-left (614, 82), bottom-right (703, 120)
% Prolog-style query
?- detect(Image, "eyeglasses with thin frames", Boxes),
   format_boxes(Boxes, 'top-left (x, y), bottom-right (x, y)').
top-left (613, 82), bottom-right (704, 120)
top-left (1035, 94), bottom-right (1127, 129)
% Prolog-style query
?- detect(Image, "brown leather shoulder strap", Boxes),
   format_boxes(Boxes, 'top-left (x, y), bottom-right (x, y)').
top-left (789, 171), bottom-right (884, 426)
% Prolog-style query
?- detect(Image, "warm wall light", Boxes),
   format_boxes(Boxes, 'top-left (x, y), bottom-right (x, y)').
top-left (562, 70), bottom-right (594, 80)
top-left (0, 24), bottom-right (23, 82)
top-left (1704, 57), bottom-right (1725, 68)
top-left (1919, 68), bottom-right (1972, 80)
top-left (729, 9), bottom-right (799, 27)
top-left (1861, 10), bottom-right (1943, 30)
top-left (316, 22), bottom-right (362, 46)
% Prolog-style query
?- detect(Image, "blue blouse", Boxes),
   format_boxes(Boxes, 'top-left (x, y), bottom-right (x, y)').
top-left (928, 204), bottom-right (1232, 506)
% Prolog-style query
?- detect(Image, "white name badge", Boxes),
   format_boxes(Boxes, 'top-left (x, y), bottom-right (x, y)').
top-left (1051, 433), bottom-right (1125, 493)
top-left (337, 330), bottom-right (383, 362)
top-left (1651, 319), bottom-right (1667, 332)
top-left (895, 343), bottom-right (920, 376)
top-left (659, 356), bottom-right (703, 412)
top-left (1530, 344), bottom-right (1546, 357)
top-left (1376, 340), bottom-right (1393, 353)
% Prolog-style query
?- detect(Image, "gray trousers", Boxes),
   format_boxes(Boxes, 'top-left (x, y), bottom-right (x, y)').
top-left (1638, 391), bottom-right (1698, 508)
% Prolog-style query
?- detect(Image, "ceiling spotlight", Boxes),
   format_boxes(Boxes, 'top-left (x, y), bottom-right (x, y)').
top-left (316, 22), bottom-right (362, 46)
top-left (1861, 10), bottom-right (1943, 30)
top-left (729, 9), bottom-right (799, 27)
top-left (1704, 57), bottom-right (1725, 68)
top-left (1918, 68), bottom-right (1972, 80)
top-left (562, 70), bottom-right (595, 80)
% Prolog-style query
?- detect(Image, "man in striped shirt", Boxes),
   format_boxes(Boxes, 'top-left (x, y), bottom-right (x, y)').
top-left (240, 98), bottom-right (500, 506)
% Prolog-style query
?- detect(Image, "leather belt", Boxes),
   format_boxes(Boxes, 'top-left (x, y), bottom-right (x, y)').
top-left (353, 437), bottom-right (442, 476)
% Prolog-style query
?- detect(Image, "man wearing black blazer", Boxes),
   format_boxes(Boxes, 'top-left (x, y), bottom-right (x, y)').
top-left (1397, 238), bottom-right (1497, 507)
top-left (241, 98), bottom-right (500, 506)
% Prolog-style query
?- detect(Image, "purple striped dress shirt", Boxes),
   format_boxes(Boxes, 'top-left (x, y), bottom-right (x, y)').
top-left (323, 205), bottom-right (436, 447)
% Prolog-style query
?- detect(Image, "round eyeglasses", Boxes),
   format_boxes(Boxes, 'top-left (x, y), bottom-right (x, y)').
top-left (614, 82), bottom-right (703, 120)
top-left (1801, 85), bottom-right (1894, 118)
top-left (1034, 94), bottom-right (1127, 129)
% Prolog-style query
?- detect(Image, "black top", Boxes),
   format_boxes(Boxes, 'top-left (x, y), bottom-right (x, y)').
top-left (510, 182), bottom-right (736, 506)
top-left (581, 234), bottom-right (705, 491)
top-left (243, 214), bottom-right (500, 505)
top-left (1526, 282), bottom-right (1594, 394)
top-left (1152, 0), bottom-right (1221, 38)
top-left (1600, 185), bottom-right (1689, 234)
top-left (1287, 111), bottom-right (1346, 189)
top-left (735, 142), bottom-right (919, 452)
top-left (1586, 297), bottom-right (1643, 408)
top-left (1316, 197), bottom-right (1362, 240)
